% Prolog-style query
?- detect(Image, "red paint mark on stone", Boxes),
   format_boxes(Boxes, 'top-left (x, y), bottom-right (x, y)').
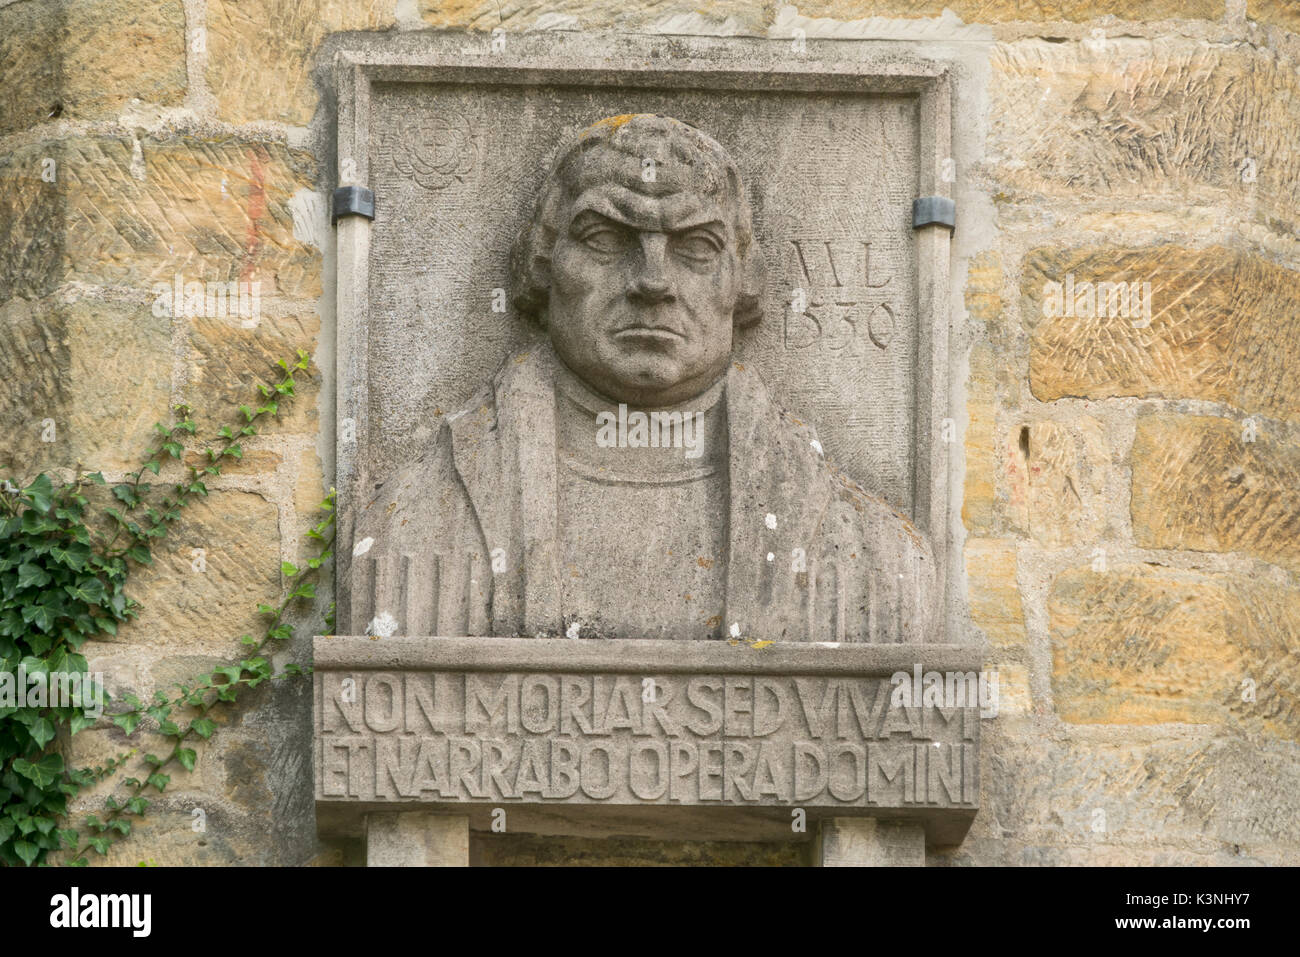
top-left (240, 145), bottom-right (269, 284)
top-left (1005, 441), bottom-right (1027, 507)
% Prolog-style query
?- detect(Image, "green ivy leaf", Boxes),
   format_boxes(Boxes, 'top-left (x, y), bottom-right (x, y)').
top-left (189, 718), bottom-right (217, 739)
top-left (15, 562), bottom-right (52, 590)
top-left (69, 712), bottom-right (98, 735)
top-left (13, 840), bottom-right (38, 866)
top-left (22, 603), bottom-right (56, 634)
top-left (111, 712), bottom-right (142, 735)
top-left (25, 716), bottom-right (57, 749)
top-left (64, 578), bottom-right (105, 605)
top-left (176, 748), bottom-right (197, 772)
top-left (12, 753), bottom-right (63, 788)
top-left (88, 836), bottom-right (112, 855)
top-left (22, 474), bottom-right (53, 513)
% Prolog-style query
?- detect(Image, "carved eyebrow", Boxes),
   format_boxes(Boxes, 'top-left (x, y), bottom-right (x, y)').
top-left (667, 219), bottom-right (726, 239)
top-left (569, 208), bottom-right (726, 239)
top-left (568, 209), bottom-right (633, 233)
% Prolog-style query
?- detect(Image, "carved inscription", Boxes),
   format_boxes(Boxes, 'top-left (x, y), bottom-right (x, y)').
top-left (316, 671), bottom-right (978, 808)
top-left (784, 239), bottom-right (896, 354)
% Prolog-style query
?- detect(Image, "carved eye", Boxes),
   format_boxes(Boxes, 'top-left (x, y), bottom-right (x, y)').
top-left (579, 226), bottom-right (633, 254)
top-left (670, 231), bottom-right (722, 263)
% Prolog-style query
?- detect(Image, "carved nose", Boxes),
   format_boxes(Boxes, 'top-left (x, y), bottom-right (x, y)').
top-left (626, 234), bottom-right (674, 304)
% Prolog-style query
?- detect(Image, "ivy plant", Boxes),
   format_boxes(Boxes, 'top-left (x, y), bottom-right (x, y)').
top-left (0, 350), bottom-right (329, 866)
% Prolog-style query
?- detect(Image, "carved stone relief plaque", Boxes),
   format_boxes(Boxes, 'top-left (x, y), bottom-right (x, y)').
top-left (323, 34), bottom-right (966, 856)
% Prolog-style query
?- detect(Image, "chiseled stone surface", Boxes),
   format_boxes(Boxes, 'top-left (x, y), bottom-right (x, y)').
top-left (1022, 245), bottom-right (1300, 422)
top-left (0, 142), bottom-right (64, 303)
top-left (416, 0), bottom-right (772, 32)
top-left (0, 297), bottom-right (171, 474)
top-left (16, 136), bottom-right (321, 300)
top-left (185, 312), bottom-right (322, 436)
top-left (1050, 563), bottom-right (1300, 738)
top-left (991, 40), bottom-right (1300, 228)
top-left (206, 0), bottom-right (395, 127)
top-left (417, 0), bottom-right (1228, 31)
top-left (981, 728), bottom-right (1300, 856)
top-left (796, 0), bottom-right (1224, 22)
top-left (1130, 414), bottom-right (1300, 573)
top-left (126, 491), bottom-right (282, 654)
top-left (1004, 418), bottom-right (1107, 547)
top-left (0, 0), bottom-right (187, 137)
top-left (1249, 0), bottom-right (1300, 34)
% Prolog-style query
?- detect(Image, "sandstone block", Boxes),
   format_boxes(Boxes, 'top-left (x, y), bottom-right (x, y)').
top-left (991, 41), bottom-right (1300, 228)
top-left (0, 0), bottom-right (186, 137)
top-left (981, 726), bottom-right (1300, 852)
top-left (1050, 563), bottom-right (1299, 738)
top-left (1131, 414), bottom-right (1300, 573)
top-left (184, 312), bottom-right (321, 437)
top-left (0, 297), bottom-right (171, 475)
top-left (206, 0), bottom-right (395, 127)
top-left (3, 136), bottom-right (320, 301)
top-left (126, 490), bottom-right (282, 653)
top-left (417, 0), bottom-right (768, 34)
top-left (1022, 245), bottom-right (1300, 423)
top-left (1248, 0), bottom-right (1300, 35)
top-left (0, 144), bottom-right (63, 302)
top-left (1006, 418), bottom-right (1106, 547)
top-left (796, 0), bottom-right (1222, 22)
top-left (962, 343), bottom-right (998, 533)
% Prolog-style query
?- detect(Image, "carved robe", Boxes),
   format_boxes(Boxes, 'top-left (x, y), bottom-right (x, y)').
top-left (347, 345), bottom-right (937, 642)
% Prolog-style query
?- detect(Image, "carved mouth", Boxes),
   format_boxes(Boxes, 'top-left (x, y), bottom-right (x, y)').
top-left (613, 325), bottom-right (686, 343)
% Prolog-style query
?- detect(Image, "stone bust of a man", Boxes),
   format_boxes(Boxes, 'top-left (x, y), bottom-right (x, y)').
top-left (350, 114), bottom-right (937, 643)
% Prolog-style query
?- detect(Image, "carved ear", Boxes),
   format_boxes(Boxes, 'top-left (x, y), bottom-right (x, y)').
top-left (732, 240), bottom-right (766, 330)
top-left (508, 220), bottom-right (553, 326)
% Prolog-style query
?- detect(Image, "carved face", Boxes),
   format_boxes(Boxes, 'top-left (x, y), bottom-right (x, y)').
top-left (545, 149), bottom-right (742, 407)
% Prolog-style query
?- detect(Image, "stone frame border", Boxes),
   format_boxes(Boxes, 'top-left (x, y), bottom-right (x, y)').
top-left (329, 38), bottom-right (955, 636)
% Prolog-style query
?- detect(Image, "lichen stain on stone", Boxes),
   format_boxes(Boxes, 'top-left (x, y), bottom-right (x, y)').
top-left (584, 113), bottom-right (638, 136)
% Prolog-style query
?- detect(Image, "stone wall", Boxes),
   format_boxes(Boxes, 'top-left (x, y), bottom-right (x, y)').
top-left (1, 0), bottom-right (1296, 865)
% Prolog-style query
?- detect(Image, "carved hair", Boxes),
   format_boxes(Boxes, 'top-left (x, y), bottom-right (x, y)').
top-left (509, 114), bottom-right (766, 329)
